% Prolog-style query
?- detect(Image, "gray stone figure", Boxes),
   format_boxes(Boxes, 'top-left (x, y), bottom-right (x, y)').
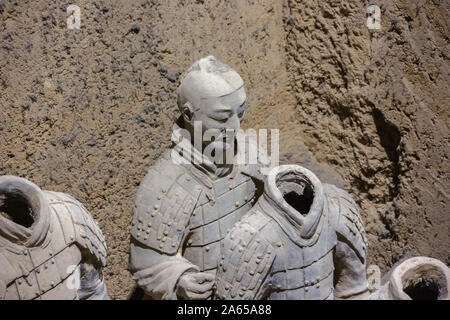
top-left (129, 56), bottom-right (268, 300)
top-left (215, 165), bottom-right (369, 300)
top-left (0, 175), bottom-right (108, 300)
top-left (215, 165), bottom-right (450, 300)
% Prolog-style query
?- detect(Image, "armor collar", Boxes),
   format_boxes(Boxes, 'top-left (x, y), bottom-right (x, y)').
top-left (0, 176), bottom-right (51, 249)
top-left (258, 165), bottom-right (325, 246)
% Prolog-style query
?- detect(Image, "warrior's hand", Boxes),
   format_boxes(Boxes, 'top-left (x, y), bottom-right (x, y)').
top-left (176, 272), bottom-right (215, 300)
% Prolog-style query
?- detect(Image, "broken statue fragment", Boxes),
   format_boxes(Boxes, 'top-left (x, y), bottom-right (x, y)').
top-left (0, 175), bottom-right (109, 300)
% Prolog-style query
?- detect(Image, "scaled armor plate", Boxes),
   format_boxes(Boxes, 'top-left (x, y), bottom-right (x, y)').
top-left (131, 150), bottom-right (257, 271)
top-left (215, 165), bottom-right (367, 300)
top-left (0, 191), bottom-right (107, 300)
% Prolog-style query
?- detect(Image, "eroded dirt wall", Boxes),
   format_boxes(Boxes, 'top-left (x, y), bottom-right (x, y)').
top-left (283, 0), bottom-right (449, 270)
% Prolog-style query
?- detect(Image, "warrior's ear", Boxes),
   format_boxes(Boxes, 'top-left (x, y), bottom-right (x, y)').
top-left (181, 101), bottom-right (194, 122)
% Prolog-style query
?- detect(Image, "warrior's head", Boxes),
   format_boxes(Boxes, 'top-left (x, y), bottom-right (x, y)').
top-left (177, 56), bottom-right (246, 158)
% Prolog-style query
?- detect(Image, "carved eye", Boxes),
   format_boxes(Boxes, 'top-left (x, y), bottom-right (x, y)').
top-left (238, 108), bottom-right (245, 119)
top-left (213, 116), bottom-right (229, 123)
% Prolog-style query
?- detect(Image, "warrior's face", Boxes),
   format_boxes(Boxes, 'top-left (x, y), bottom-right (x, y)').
top-left (193, 86), bottom-right (246, 151)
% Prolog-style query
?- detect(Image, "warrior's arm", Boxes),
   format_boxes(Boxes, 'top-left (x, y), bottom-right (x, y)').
top-left (327, 185), bottom-right (370, 299)
top-left (129, 239), bottom-right (199, 300)
top-left (78, 257), bottom-right (109, 300)
top-left (128, 158), bottom-right (204, 299)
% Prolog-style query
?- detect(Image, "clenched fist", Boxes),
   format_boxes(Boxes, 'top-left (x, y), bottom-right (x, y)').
top-left (176, 272), bottom-right (215, 300)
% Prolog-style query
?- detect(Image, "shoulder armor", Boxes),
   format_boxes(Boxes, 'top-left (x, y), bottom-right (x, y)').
top-left (45, 191), bottom-right (107, 267)
top-left (131, 152), bottom-right (202, 254)
top-left (324, 184), bottom-right (367, 262)
top-left (215, 213), bottom-right (275, 300)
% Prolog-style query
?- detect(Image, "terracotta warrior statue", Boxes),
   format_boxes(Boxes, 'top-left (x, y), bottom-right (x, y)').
top-left (0, 175), bottom-right (108, 300)
top-left (215, 165), bottom-right (450, 300)
top-left (129, 56), bottom-right (269, 299)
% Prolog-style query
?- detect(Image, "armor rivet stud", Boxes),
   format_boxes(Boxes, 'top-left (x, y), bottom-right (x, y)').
top-left (305, 281), bottom-right (309, 286)
top-left (23, 250), bottom-right (27, 256)
top-left (235, 201), bottom-right (239, 207)
top-left (159, 244), bottom-right (163, 249)
top-left (154, 205), bottom-right (159, 210)
top-left (144, 236), bottom-right (148, 240)
top-left (51, 281), bottom-right (55, 287)
top-left (250, 270), bottom-right (255, 275)
top-left (305, 287), bottom-right (309, 292)
top-left (164, 231), bottom-right (168, 236)
top-left (49, 251), bottom-right (53, 256)
top-left (277, 242), bottom-right (282, 247)
top-left (51, 260), bottom-right (55, 264)
top-left (151, 212), bottom-right (156, 217)
top-left (205, 246), bottom-right (210, 252)
top-left (187, 239), bottom-right (192, 245)
top-left (238, 247), bottom-right (243, 253)
top-left (36, 269), bottom-right (40, 274)
top-left (244, 196), bottom-right (248, 201)
top-left (229, 184), bottom-right (233, 189)
top-left (239, 291), bottom-right (244, 297)
top-left (316, 283), bottom-right (320, 288)
top-left (18, 280), bottom-right (22, 285)
top-left (147, 222), bottom-right (152, 227)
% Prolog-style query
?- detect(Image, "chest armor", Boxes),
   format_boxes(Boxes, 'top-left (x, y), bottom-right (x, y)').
top-left (0, 191), bottom-right (106, 300)
top-left (261, 195), bottom-right (337, 300)
top-left (183, 166), bottom-right (257, 271)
